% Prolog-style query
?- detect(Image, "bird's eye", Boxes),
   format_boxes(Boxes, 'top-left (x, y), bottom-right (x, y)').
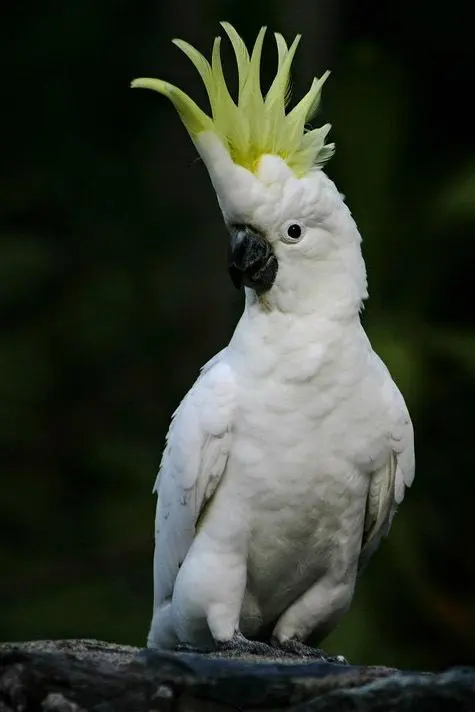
top-left (281, 221), bottom-right (306, 244)
top-left (287, 224), bottom-right (301, 239)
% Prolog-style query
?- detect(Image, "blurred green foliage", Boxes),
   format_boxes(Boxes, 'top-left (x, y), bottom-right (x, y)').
top-left (1, 0), bottom-right (473, 670)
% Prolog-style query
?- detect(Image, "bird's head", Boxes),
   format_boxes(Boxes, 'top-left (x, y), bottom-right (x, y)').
top-left (132, 23), bottom-right (367, 315)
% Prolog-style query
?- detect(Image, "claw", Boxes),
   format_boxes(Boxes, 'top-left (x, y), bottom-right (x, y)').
top-left (270, 637), bottom-right (348, 664)
top-left (216, 631), bottom-right (278, 657)
top-left (174, 632), bottom-right (278, 658)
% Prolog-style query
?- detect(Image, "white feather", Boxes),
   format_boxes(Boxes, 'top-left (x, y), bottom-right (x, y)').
top-left (152, 350), bottom-right (235, 608)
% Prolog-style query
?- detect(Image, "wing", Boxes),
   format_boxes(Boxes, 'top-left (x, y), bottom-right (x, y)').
top-left (359, 358), bottom-right (415, 570)
top-left (152, 349), bottom-right (235, 608)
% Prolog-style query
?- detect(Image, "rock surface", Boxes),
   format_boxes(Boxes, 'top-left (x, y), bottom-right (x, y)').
top-left (0, 639), bottom-right (474, 711)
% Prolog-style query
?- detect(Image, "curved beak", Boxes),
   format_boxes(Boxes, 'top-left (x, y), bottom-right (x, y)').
top-left (228, 225), bottom-right (278, 294)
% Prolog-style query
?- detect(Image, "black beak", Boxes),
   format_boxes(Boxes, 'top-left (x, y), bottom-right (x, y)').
top-left (228, 225), bottom-right (278, 294)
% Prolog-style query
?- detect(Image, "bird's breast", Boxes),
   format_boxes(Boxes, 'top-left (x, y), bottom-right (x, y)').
top-left (212, 374), bottom-right (369, 622)
top-left (202, 323), bottom-right (390, 625)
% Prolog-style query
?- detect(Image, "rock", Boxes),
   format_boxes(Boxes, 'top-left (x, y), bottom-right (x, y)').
top-left (0, 639), bottom-right (474, 711)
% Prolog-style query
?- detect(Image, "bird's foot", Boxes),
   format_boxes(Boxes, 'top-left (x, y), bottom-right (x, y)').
top-left (175, 633), bottom-right (348, 663)
top-left (271, 637), bottom-right (348, 664)
top-left (215, 631), bottom-right (278, 657)
top-left (175, 633), bottom-right (275, 658)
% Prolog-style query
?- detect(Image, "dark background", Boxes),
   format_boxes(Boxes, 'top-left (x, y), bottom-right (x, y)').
top-left (1, 0), bottom-right (474, 670)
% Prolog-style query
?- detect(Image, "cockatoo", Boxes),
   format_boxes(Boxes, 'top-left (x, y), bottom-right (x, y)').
top-left (132, 23), bottom-right (415, 658)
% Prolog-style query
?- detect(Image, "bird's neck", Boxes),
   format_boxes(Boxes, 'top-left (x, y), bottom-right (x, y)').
top-left (226, 249), bottom-right (368, 377)
top-left (228, 296), bottom-right (368, 383)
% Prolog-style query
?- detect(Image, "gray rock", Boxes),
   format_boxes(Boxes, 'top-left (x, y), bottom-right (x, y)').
top-left (0, 639), bottom-right (473, 711)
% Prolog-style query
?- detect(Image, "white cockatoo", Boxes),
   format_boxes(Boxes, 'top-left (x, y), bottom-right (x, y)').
top-left (132, 23), bottom-right (415, 658)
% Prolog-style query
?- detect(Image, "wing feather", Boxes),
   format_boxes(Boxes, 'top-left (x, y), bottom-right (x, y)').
top-left (359, 357), bottom-right (415, 569)
top-left (152, 350), bottom-right (235, 607)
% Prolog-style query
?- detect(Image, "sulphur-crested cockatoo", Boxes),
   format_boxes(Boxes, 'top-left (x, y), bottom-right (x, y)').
top-left (132, 23), bottom-right (414, 658)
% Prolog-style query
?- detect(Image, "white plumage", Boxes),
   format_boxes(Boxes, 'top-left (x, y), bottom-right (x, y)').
top-left (147, 142), bottom-right (415, 651)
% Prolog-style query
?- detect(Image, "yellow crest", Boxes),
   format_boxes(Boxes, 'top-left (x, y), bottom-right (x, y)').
top-left (131, 23), bottom-right (334, 178)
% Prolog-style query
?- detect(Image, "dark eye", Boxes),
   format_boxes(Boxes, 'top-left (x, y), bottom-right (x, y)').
top-left (281, 221), bottom-right (306, 244)
top-left (279, 219), bottom-right (307, 245)
top-left (287, 223), bottom-right (301, 240)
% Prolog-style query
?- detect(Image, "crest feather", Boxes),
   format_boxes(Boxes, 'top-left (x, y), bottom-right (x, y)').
top-left (220, 22), bottom-right (249, 99)
top-left (131, 23), bottom-right (334, 177)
